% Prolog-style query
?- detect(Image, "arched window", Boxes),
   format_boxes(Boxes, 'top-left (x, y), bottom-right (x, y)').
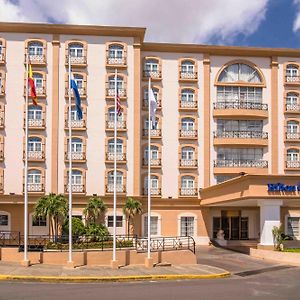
top-left (69, 105), bottom-right (81, 121)
top-left (73, 74), bottom-right (83, 89)
top-left (108, 138), bottom-right (123, 153)
top-left (181, 147), bottom-right (195, 160)
top-left (69, 169), bottom-right (83, 185)
top-left (108, 44), bottom-right (124, 59)
top-left (144, 59), bottom-right (159, 72)
top-left (108, 75), bottom-right (124, 90)
top-left (144, 175), bottom-right (160, 195)
top-left (287, 149), bottom-right (299, 161)
top-left (28, 137), bottom-right (42, 152)
top-left (181, 118), bottom-right (195, 130)
top-left (287, 121), bottom-right (299, 133)
top-left (287, 93), bottom-right (299, 107)
top-left (28, 105), bottom-right (42, 120)
top-left (286, 64), bottom-right (299, 78)
top-left (108, 107), bottom-right (123, 121)
top-left (181, 89), bottom-right (195, 103)
top-left (144, 145), bottom-right (159, 160)
top-left (28, 41), bottom-right (43, 57)
top-left (144, 87), bottom-right (159, 101)
top-left (107, 171), bottom-right (124, 192)
top-left (218, 63), bottom-right (262, 83)
top-left (180, 60), bottom-right (196, 79)
top-left (28, 169), bottom-right (42, 184)
top-left (33, 73), bottom-right (43, 88)
top-left (70, 138), bottom-right (83, 153)
top-left (69, 43), bottom-right (84, 58)
top-left (144, 117), bottom-right (159, 129)
top-left (181, 176), bottom-right (195, 188)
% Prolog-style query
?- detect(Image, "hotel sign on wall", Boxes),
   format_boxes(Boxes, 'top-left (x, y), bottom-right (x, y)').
top-left (267, 183), bottom-right (300, 192)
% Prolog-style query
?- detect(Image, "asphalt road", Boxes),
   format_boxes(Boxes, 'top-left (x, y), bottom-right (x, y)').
top-left (0, 266), bottom-right (300, 300)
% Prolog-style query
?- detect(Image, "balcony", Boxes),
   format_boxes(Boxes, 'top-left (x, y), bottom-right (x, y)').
top-left (0, 110), bottom-right (4, 128)
top-left (214, 131), bottom-right (268, 146)
top-left (26, 183), bottom-right (44, 193)
top-left (285, 104), bottom-right (300, 114)
top-left (213, 101), bottom-right (268, 119)
top-left (25, 150), bottom-right (45, 161)
top-left (179, 101), bottom-right (198, 110)
top-left (106, 120), bottom-right (127, 131)
top-left (105, 87), bottom-right (126, 99)
top-left (179, 188), bottom-right (198, 196)
top-left (65, 119), bottom-right (86, 130)
top-left (179, 159), bottom-right (198, 168)
top-left (286, 161), bottom-right (300, 169)
top-left (65, 87), bottom-right (86, 99)
top-left (26, 54), bottom-right (46, 66)
top-left (106, 184), bottom-right (126, 193)
top-left (65, 54), bottom-right (87, 67)
top-left (64, 151), bottom-right (86, 162)
top-left (285, 132), bottom-right (300, 142)
top-left (65, 183), bottom-right (85, 193)
top-left (0, 85), bottom-right (4, 97)
top-left (27, 117), bottom-right (46, 129)
top-left (106, 53), bottom-right (127, 68)
top-left (0, 52), bottom-right (5, 65)
top-left (179, 69), bottom-right (198, 82)
top-left (143, 129), bottom-right (162, 138)
top-left (0, 147), bottom-right (4, 161)
top-left (285, 76), bottom-right (300, 85)
top-left (24, 85), bottom-right (46, 98)
top-left (143, 187), bottom-right (161, 196)
top-left (143, 70), bottom-right (162, 81)
top-left (143, 99), bottom-right (161, 110)
top-left (106, 152), bottom-right (127, 163)
top-left (142, 158), bottom-right (161, 167)
top-left (179, 129), bottom-right (197, 139)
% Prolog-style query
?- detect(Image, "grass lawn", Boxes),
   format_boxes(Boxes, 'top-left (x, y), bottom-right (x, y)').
top-left (284, 248), bottom-right (300, 253)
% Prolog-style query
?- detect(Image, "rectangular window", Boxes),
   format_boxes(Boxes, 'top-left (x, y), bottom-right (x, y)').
top-left (180, 216), bottom-right (194, 236)
top-left (0, 214), bottom-right (8, 226)
top-left (107, 216), bottom-right (123, 228)
top-left (144, 216), bottom-right (158, 236)
top-left (287, 217), bottom-right (300, 237)
top-left (32, 216), bottom-right (46, 227)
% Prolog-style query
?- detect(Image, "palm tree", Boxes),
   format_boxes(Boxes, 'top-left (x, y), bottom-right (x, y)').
top-left (123, 197), bottom-right (143, 236)
top-left (83, 196), bottom-right (107, 225)
top-left (33, 193), bottom-right (68, 238)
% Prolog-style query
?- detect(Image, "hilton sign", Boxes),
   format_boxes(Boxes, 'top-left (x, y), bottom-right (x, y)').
top-left (267, 183), bottom-right (300, 192)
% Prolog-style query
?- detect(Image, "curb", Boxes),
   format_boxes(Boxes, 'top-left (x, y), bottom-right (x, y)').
top-left (0, 272), bottom-right (231, 283)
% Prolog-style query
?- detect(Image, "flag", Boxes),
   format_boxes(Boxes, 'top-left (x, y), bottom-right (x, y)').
top-left (70, 76), bottom-right (83, 120)
top-left (116, 87), bottom-right (122, 116)
top-left (149, 87), bottom-right (157, 125)
top-left (28, 64), bottom-right (37, 106)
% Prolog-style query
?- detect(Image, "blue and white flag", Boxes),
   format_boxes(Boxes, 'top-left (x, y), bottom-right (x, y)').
top-left (70, 76), bottom-right (83, 120)
top-left (149, 87), bottom-right (157, 126)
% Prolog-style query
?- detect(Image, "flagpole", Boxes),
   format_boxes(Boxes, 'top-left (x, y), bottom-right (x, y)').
top-left (112, 69), bottom-right (117, 262)
top-left (23, 53), bottom-right (29, 264)
top-left (68, 52), bottom-right (73, 264)
top-left (147, 78), bottom-right (151, 260)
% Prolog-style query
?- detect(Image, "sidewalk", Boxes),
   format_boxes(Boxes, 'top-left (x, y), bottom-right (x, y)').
top-left (0, 261), bottom-right (230, 282)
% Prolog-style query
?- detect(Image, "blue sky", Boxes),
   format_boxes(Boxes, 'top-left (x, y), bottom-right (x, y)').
top-left (0, 0), bottom-right (299, 49)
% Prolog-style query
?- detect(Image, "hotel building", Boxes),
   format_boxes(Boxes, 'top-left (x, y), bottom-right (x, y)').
top-left (0, 22), bottom-right (300, 248)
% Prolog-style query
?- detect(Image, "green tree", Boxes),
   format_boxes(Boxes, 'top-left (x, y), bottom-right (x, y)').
top-left (123, 197), bottom-right (143, 236)
top-left (83, 196), bottom-right (107, 225)
top-left (62, 217), bottom-right (86, 236)
top-left (33, 193), bottom-right (68, 238)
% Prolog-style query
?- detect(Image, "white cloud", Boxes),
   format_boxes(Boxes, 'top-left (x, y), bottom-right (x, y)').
top-left (1, 0), bottom-right (268, 43)
top-left (0, 0), bottom-right (27, 22)
top-left (293, 0), bottom-right (300, 32)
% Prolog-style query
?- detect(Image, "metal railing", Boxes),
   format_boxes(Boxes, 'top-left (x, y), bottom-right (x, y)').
top-left (0, 232), bottom-right (195, 254)
top-left (285, 76), bottom-right (300, 83)
top-left (143, 129), bottom-right (162, 137)
top-left (26, 183), bottom-right (44, 192)
top-left (28, 118), bottom-right (45, 128)
top-left (286, 132), bottom-right (300, 140)
top-left (106, 88), bottom-right (126, 98)
top-left (179, 129), bottom-right (197, 138)
top-left (179, 159), bottom-right (198, 167)
top-left (180, 101), bottom-right (197, 109)
top-left (143, 99), bottom-right (161, 109)
top-left (26, 54), bottom-right (46, 64)
top-left (106, 184), bottom-right (126, 193)
top-left (179, 70), bottom-right (198, 80)
top-left (65, 54), bottom-right (87, 65)
top-left (27, 150), bottom-right (45, 160)
top-left (286, 161), bottom-right (300, 168)
top-left (180, 188), bottom-right (198, 196)
top-left (285, 103), bottom-right (300, 112)
top-left (143, 187), bottom-right (161, 196)
top-left (106, 152), bottom-right (127, 161)
top-left (65, 184), bottom-right (85, 193)
top-left (214, 159), bottom-right (268, 168)
top-left (143, 70), bottom-right (162, 79)
top-left (0, 52), bottom-right (5, 64)
top-left (214, 101), bottom-right (268, 110)
top-left (106, 120), bottom-right (127, 130)
top-left (106, 54), bottom-right (127, 66)
top-left (65, 87), bottom-right (86, 97)
top-left (65, 151), bottom-right (86, 161)
top-left (65, 119), bottom-right (86, 129)
top-left (214, 131), bottom-right (268, 139)
top-left (143, 158), bottom-right (161, 166)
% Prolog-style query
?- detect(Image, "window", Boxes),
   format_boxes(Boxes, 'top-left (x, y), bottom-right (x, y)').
top-left (286, 93), bottom-right (299, 106)
top-left (69, 107), bottom-right (82, 121)
top-left (217, 120), bottom-right (263, 132)
top-left (108, 139), bottom-right (123, 153)
top-left (217, 86), bottom-right (262, 103)
top-left (28, 137), bottom-right (42, 152)
top-left (145, 118), bottom-right (158, 129)
top-left (69, 43), bottom-right (83, 58)
top-left (218, 63), bottom-right (261, 83)
top-left (144, 146), bottom-right (159, 160)
top-left (28, 169), bottom-right (41, 184)
top-left (144, 216), bottom-right (159, 236)
top-left (108, 44), bottom-right (124, 59)
top-left (107, 216), bottom-right (123, 227)
top-left (180, 216), bottom-right (194, 236)
top-left (286, 65), bottom-right (299, 77)
top-left (181, 176), bottom-right (195, 188)
top-left (287, 217), bottom-right (299, 237)
top-left (287, 149), bottom-right (299, 161)
top-left (144, 88), bottom-right (159, 101)
top-left (287, 121), bottom-right (299, 133)
top-left (33, 73), bottom-right (43, 88)
top-left (70, 170), bottom-right (83, 185)
top-left (32, 216), bottom-right (46, 227)
top-left (181, 118), bottom-right (195, 130)
top-left (108, 171), bottom-right (123, 185)
top-left (69, 138), bottom-right (83, 153)
top-left (181, 147), bottom-right (195, 160)
top-left (108, 76), bottom-right (124, 90)
top-left (181, 60), bottom-right (195, 73)
top-left (28, 106), bottom-right (42, 120)
top-left (181, 89), bottom-right (195, 102)
top-left (217, 148), bottom-right (264, 160)
top-left (0, 214), bottom-right (8, 226)
top-left (28, 41), bottom-right (43, 56)
top-left (73, 74), bottom-right (83, 89)
top-left (144, 59), bottom-right (159, 72)
top-left (144, 175), bottom-right (159, 190)
top-left (108, 108), bottom-right (123, 122)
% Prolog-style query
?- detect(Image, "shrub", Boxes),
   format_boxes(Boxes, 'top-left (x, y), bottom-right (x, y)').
top-left (62, 217), bottom-right (86, 236)
top-left (85, 223), bottom-right (109, 237)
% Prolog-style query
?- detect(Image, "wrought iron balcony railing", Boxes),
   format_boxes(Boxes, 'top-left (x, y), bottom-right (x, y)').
top-left (143, 99), bottom-right (161, 109)
top-left (285, 103), bottom-right (300, 112)
top-left (106, 184), bottom-right (126, 193)
top-left (106, 88), bottom-right (126, 98)
top-left (214, 131), bottom-right (268, 139)
top-left (143, 187), bottom-right (161, 196)
top-left (106, 54), bottom-right (127, 66)
top-left (65, 119), bottom-right (86, 129)
top-left (27, 151), bottom-right (45, 160)
top-left (143, 129), bottom-right (162, 137)
top-left (0, 85), bottom-right (4, 95)
top-left (65, 54), bottom-right (87, 65)
top-left (143, 158), bottom-right (161, 166)
top-left (65, 152), bottom-right (86, 161)
top-left (179, 70), bottom-right (197, 80)
top-left (179, 129), bottom-right (197, 138)
top-left (214, 159), bottom-right (268, 168)
top-left (26, 183), bottom-right (44, 193)
top-left (0, 52), bottom-right (5, 64)
top-left (285, 76), bottom-right (300, 83)
top-left (27, 54), bottom-right (46, 65)
top-left (106, 120), bottom-right (127, 130)
top-left (286, 132), bottom-right (300, 140)
top-left (28, 118), bottom-right (45, 128)
top-left (213, 101), bottom-right (268, 110)
top-left (286, 161), bottom-right (300, 168)
top-left (65, 184), bottom-right (85, 193)
top-left (179, 101), bottom-right (197, 109)
top-left (65, 87), bottom-right (86, 97)
top-left (180, 188), bottom-right (198, 196)
top-left (179, 159), bottom-right (198, 167)
top-left (143, 70), bottom-right (162, 79)
top-left (106, 152), bottom-right (126, 162)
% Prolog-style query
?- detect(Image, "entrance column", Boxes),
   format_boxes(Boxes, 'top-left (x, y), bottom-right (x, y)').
top-left (258, 200), bottom-right (282, 247)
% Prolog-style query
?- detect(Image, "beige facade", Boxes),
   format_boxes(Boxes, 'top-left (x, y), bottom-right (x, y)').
top-left (1, 22), bottom-right (300, 246)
